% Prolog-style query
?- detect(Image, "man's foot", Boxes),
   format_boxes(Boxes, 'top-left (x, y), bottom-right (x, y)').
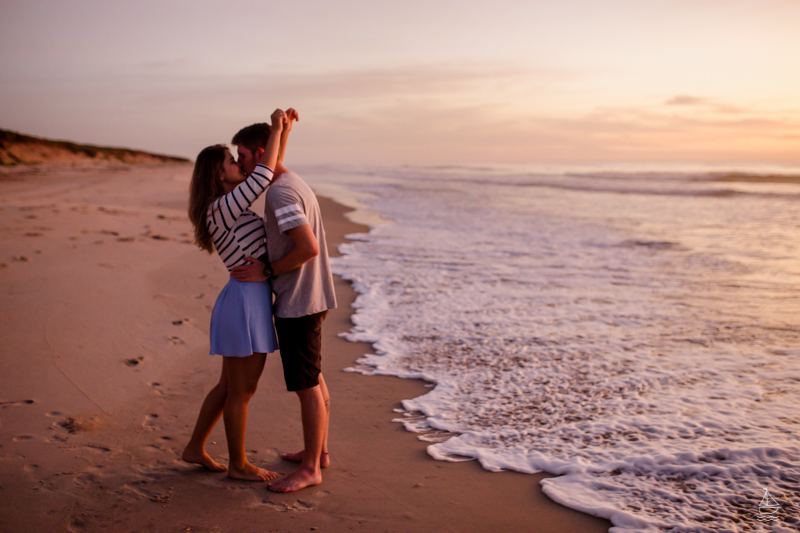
top-left (181, 446), bottom-right (227, 472)
top-left (280, 450), bottom-right (331, 468)
top-left (268, 467), bottom-right (322, 493)
top-left (228, 463), bottom-right (278, 482)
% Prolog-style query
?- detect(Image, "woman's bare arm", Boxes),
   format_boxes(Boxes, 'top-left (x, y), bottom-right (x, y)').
top-left (275, 108), bottom-right (298, 174)
top-left (257, 109), bottom-right (286, 170)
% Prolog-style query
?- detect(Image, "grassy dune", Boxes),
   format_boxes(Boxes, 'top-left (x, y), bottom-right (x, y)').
top-left (0, 128), bottom-right (189, 166)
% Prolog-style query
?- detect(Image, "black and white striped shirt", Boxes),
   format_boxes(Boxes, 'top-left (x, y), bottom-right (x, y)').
top-left (205, 164), bottom-right (273, 271)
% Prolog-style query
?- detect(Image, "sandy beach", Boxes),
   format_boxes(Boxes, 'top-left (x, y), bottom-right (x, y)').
top-left (0, 163), bottom-right (611, 532)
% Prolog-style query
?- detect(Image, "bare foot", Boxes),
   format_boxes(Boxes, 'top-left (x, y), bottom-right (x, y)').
top-left (181, 446), bottom-right (227, 472)
top-left (280, 450), bottom-right (331, 468)
top-left (268, 467), bottom-right (322, 493)
top-left (228, 462), bottom-right (278, 482)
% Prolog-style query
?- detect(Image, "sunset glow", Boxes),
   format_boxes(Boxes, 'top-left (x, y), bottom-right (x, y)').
top-left (1, 0), bottom-right (799, 164)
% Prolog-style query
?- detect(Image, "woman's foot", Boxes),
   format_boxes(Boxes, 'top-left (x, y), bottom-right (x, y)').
top-left (280, 449), bottom-right (330, 468)
top-left (227, 462), bottom-right (278, 482)
top-left (181, 446), bottom-right (227, 472)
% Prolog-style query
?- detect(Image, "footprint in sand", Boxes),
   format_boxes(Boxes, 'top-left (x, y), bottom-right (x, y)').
top-left (122, 475), bottom-right (173, 504)
top-left (72, 470), bottom-right (101, 489)
top-left (24, 232), bottom-right (43, 237)
top-left (168, 336), bottom-right (185, 345)
top-left (143, 414), bottom-right (160, 431)
top-left (83, 444), bottom-right (111, 453)
top-left (150, 382), bottom-right (166, 397)
top-left (257, 490), bottom-right (330, 512)
top-left (124, 357), bottom-right (144, 367)
top-left (12, 435), bottom-right (34, 442)
top-left (12, 255), bottom-right (29, 262)
top-left (67, 513), bottom-right (93, 533)
top-left (149, 492), bottom-right (171, 503)
top-left (53, 415), bottom-right (103, 434)
top-left (20, 205), bottom-right (51, 212)
top-left (0, 399), bottom-right (34, 409)
top-left (157, 214), bottom-right (185, 222)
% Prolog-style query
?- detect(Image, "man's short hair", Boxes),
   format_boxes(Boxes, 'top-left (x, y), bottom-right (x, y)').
top-left (231, 123), bottom-right (271, 154)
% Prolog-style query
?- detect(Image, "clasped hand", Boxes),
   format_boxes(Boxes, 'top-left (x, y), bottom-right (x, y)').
top-left (231, 256), bottom-right (266, 282)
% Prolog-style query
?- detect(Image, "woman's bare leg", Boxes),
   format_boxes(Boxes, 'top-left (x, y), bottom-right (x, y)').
top-left (223, 352), bottom-right (277, 481)
top-left (279, 372), bottom-right (330, 468)
top-left (182, 362), bottom-right (228, 471)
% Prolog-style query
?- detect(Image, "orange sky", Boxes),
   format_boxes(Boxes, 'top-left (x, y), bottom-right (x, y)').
top-left (1, 0), bottom-right (799, 165)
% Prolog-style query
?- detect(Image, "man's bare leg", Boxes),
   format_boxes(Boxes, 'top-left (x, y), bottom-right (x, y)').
top-left (269, 384), bottom-right (325, 492)
top-left (279, 373), bottom-right (330, 468)
top-left (223, 353), bottom-right (277, 482)
top-left (182, 363), bottom-right (228, 471)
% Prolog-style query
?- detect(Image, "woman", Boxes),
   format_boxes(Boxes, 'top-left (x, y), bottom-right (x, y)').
top-left (181, 108), bottom-right (290, 481)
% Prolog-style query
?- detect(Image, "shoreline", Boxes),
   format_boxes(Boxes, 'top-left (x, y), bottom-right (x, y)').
top-left (0, 164), bottom-right (611, 532)
top-left (313, 195), bottom-right (612, 532)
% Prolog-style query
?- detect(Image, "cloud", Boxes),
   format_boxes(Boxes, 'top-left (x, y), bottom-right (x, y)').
top-left (283, 95), bottom-right (800, 164)
top-left (500, 104), bottom-right (800, 163)
top-left (3, 60), bottom-right (798, 165)
top-left (664, 95), bottom-right (746, 115)
top-left (665, 95), bottom-right (708, 106)
top-left (268, 64), bottom-right (576, 100)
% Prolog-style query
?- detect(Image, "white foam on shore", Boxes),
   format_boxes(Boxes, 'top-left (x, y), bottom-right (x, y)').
top-left (306, 165), bottom-right (800, 532)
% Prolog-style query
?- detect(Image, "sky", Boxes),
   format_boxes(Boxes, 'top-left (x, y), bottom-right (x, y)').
top-left (1, 0), bottom-right (799, 166)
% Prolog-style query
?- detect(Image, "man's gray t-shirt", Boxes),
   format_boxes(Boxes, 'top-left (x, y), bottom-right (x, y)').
top-left (263, 171), bottom-right (336, 318)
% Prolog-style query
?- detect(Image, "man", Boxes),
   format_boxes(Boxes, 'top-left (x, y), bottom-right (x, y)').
top-left (231, 114), bottom-right (336, 493)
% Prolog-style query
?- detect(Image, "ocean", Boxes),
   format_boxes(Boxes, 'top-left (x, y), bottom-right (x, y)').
top-left (301, 163), bottom-right (800, 532)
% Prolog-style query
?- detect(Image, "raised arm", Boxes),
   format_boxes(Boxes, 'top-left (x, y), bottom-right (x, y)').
top-left (275, 108), bottom-right (299, 175)
top-left (208, 109), bottom-right (285, 231)
top-left (207, 164), bottom-right (274, 231)
top-left (257, 108), bottom-right (287, 171)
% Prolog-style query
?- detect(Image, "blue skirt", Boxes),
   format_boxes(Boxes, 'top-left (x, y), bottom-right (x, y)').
top-left (209, 278), bottom-right (278, 357)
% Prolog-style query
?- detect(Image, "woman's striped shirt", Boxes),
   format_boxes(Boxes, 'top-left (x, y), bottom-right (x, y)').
top-left (205, 164), bottom-right (273, 271)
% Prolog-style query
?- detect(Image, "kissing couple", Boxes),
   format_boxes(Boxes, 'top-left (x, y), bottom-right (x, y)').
top-left (182, 108), bottom-right (336, 493)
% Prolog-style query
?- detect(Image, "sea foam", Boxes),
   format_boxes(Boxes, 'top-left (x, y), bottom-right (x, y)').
top-left (305, 164), bottom-right (800, 532)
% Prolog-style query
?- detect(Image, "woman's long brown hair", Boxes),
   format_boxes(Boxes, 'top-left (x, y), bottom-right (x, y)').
top-left (188, 145), bottom-right (227, 253)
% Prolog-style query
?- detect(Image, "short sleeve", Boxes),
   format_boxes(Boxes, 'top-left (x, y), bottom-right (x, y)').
top-left (267, 185), bottom-right (308, 233)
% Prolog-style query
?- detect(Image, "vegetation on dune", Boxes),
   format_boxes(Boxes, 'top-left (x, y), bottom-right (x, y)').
top-left (0, 128), bottom-right (190, 166)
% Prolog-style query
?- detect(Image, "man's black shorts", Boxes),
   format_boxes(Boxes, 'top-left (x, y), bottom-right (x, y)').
top-left (274, 310), bottom-right (327, 392)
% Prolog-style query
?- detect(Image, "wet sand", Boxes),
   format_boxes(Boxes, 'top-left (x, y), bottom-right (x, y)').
top-left (0, 163), bottom-right (611, 532)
